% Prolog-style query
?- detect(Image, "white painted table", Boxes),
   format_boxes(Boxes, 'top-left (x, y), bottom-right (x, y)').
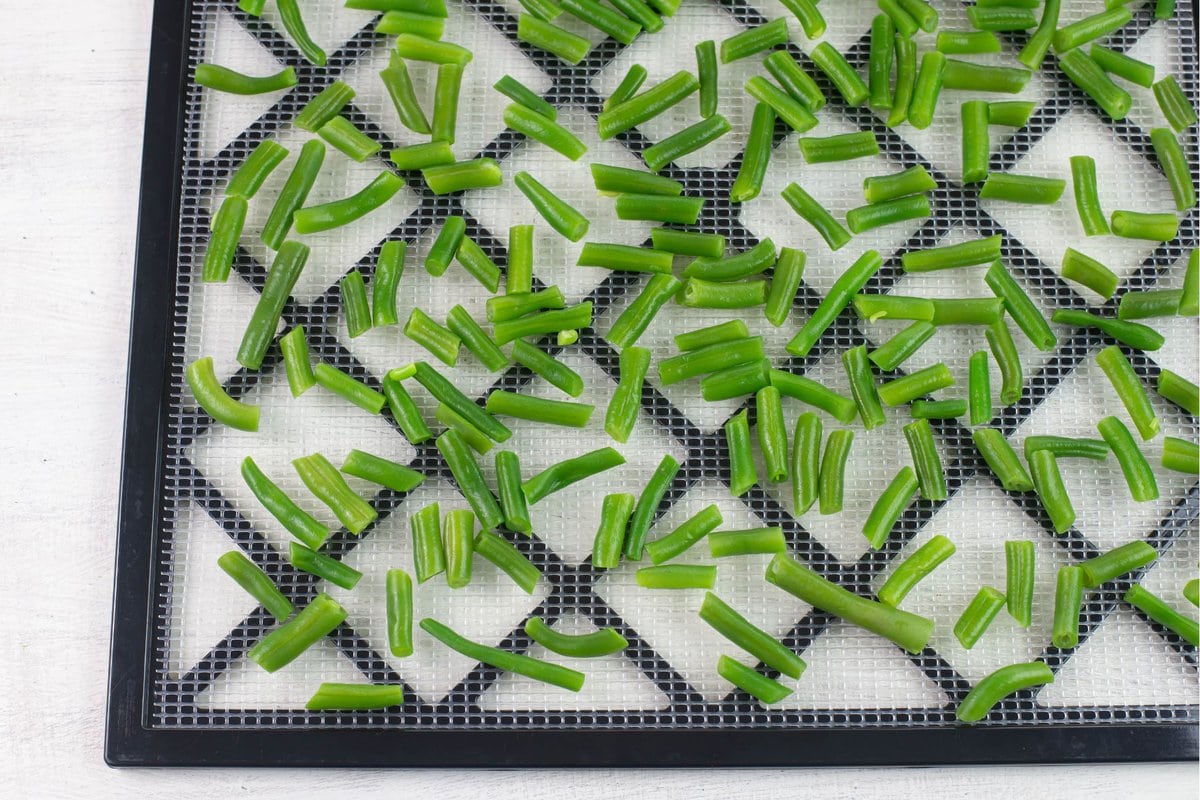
top-left (0, 1), bottom-right (1194, 796)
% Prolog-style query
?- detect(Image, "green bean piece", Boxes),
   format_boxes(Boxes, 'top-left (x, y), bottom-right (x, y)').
top-left (578, 243), bottom-right (673, 275)
top-left (973, 428), bottom-right (1034, 492)
top-left (800, 131), bottom-right (880, 164)
top-left (505, 102), bottom-right (587, 161)
top-left (1016, 0), bottom-right (1060, 68)
top-left (954, 586), bottom-right (1007, 650)
top-left (1080, 540), bottom-right (1158, 590)
top-left (701, 360), bottom-right (772, 401)
top-left (988, 100), bottom-right (1037, 127)
top-left (644, 504), bottom-right (723, 565)
top-left (765, 247), bottom-right (806, 327)
top-left (202, 195), bottom-right (247, 283)
top-left (421, 618), bottom-right (584, 690)
top-left (236, 241), bottom-right (309, 369)
top-left (403, 308), bottom-right (460, 366)
top-left (846, 195), bottom-right (931, 234)
top-left (1153, 75), bottom-right (1197, 132)
top-left (1090, 44), bottom-right (1155, 89)
top-left (289, 541), bottom-right (363, 590)
top-left (986, 320), bottom-right (1023, 406)
top-left (967, 5), bottom-right (1036, 30)
top-left (1110, 210), bottom-right (1180, 242)
top-left (1051, 565), bottom-right (1084, 649)
top-left (317, 116), bottom-right (380, 163)
top-left (451, 241), bottom-right (503, 299)
top-left (725, 409), bottom-right (757, 498)
top-left (1186, 579), bottom-right (1200, 607)
top-left (659, 336), bottom-right (765, 385)
top-left (869, 322), bottom-right (935, 372)
top-left (261, 140), bottom-right (324, 248)
top-left (439, 402), bottom-right (495, 454)
top-left (1162, 436), bottom-right (1199, 473)
top-left (605, 64), bottom-right (648, 112)
top-left (1125, 585), bottom-right (1200, 645)
top-left (241, 457), bottom-right (329, 549)
top-left (422, 158), bottom-right (503, 195)
top-left (279, 326), bottom-right (315, 398)
top-left (863, 165), bottom-right (936, 204)
top-left (341, 449), bottom-right (424, 494)
top-left (930, 298), bottom-right (1005, 326)
top-left (394, 32), bottom-right (471, 65)
top-left (787, 250), bottom-right (882, 356)
top-left (1051, 309), bottom-right (1164, 352)
top-left (853, 294), bottom-right (935, 322)
top-left (347, 0), bottom-right (449, 15)
top-left (278, 0), bottom-right (326, 65)
top-left (678, 278), bottom-right (768, 309)
top-left (1059, 48), bottom-right (1131, 120)
top-left (598, 71), bottom-right (699, 140)
top-left (709, 527), bottom-right (787, 558)
top-left (294, 453), bottom-right (378, 535)
top-left (985, 261), bottom-right (1057, 351)
top-left (961, 100), bottom-right (990, 185)
top-left (643, 115), bottom-right (731, 172)
top-left (518, 0), bottom-right (563, 21)
top-left (295, 81), bottom-right (354, 133)
top-left (764, 51), bottom-right (825, 112)
top-left (771, 369), bottom-right (858, 424)
top-left (624, 454), bottom-right (680, 561)
top-left (493, 302), bottom-right (593, 344)
top-left (780, 0), bottom-right (826, 38)
top-left (448, 306), bottom-right (508, 372)
top-left (523, 447), bottom-right (625, 504)
top-left (336, 270), bottom-right (370, 339)
top-left (841, 345), bottom-right (884, 430)
top-left (718, 656), bottom-right (792, 704)
top-left (969, 350), bottom-right (993, 426)
top-left (898, 0), bottom-right (937, 29)
top-left (610, 0), bottom-right (661, 32)
top-left (1117, 290), bottom-right (1183, 322)
top-left (607, 274), bottom-right (682, 349)
top-left (492, 450), bottom-right (532, 536)
top-left (186, 357), bottom-right (259, 432)
top-left (375, 9), bottom-right (446, 37)
top-left (499, 225), bottom-right (532, 294)
top-left (909, 398), bottom-right (967, 420)
top-left (903, 235), bottom-right (1002, 273)
top-left (606, 346), bottom-right (650, 444)
top-left (218, 550), bottom-right (294, 621)
top-left (590, 163), bottom-right (683, 196)
top-left (947, 60), bottom-right (1032, 96)
top-left (1053, 6), bottom-right (1131, 54)
top-left (382, 374), bottom-right (432, 445)
top-left (878, 0), bottom-right (918, 38)
top-left (937, 31), bottom-right (1000, 55)
top-left (784, 412), bottom-right (822, 517)
top-left (430, 62), bottom-right (465, 144)
top-left (1099, 416), bottom-right (1159, 502)
top-left (513, 171), bottom-right (589, 240)
top-left (878, 534), bottom-right (955, 607)
top-left (370, 241), bottom-right (405, 328)
top-left (1154, 0), bottom-right (1177, 20)
top-left (592, 492), bottom-right (636, 569)
top-left (690, 40), bottom-right (718, 120)
top-left (1029, 449), bottom-right (1074, 534)
top-left (380, 60), bottom-right (432, 135)
top-left (1157, 369), bottom-right (1199, 416)
top-left (766, 554), bottom-right (934, 653)
top-left (908, 51), bottom-right (946, 130)
top-left (436, 430), bottom-right (505, 529)
top-left (699, 592), bottom-right (806, 678)
top-left (652, 229), bottom-right (726, 259)
top-left (615, 192), bottom-right (704, 225)
top-left (637, 564), bottom-right (717, 590)
top-left (524, 617), bottom-right (628, 657)
top-left (227, 141), bottom-right (289, 201)
top-left (868, 14), bottom-right (894, 110)
top-left (957, 661), bottom-right (1054, 722)
top-left (494, 75), bottom-right (556, 121)
top-left (559, 0), bottom-right (641, 45)
top-left (675, 320), bottom-right (748, 352)
top-left (510, 341), bottom-right (584, 398)
top-left (863, 466), bottom-right (919, 550)
top-left (998, 540), bottom-right (1037, 628)
top-left (904, 419), bottom-right (946, 501)
top-left (249, 593), bottom-right (347, 673)
top-left (756, 387), bottom-right (789, 483)
top-left (294, 171), bottom-right (405, 234)
top-left (1097, 345), bottom-right (1159, 440)
top-left (425, 216), bottom-right (466, 276)
top-left (1024, 435), bottom-right (1110, 461)
top-left (486, 390), bottom-right (594, 428)
top-left (878, 363), bottom-right (955, 407)
top-left (810, 41), bottom-right (868, 107)
top-left (980, 173), bottom-right (1066, 205)
top-left (818, 428), bottom-right (854, 514)
top-left (720, 18), bottom-right (789, 63)
top-left (781, 182), bottom-right (851, 251)
top-left (1150, 127), bottom-right (1196, 211)
top-left (888, 33), bottom-right (917, 127)
top-left (437, 508), bottom-right (473, 589)
top-left (195, 62), bottom-right (297, 95)
top-left (305, 683), bottom-right (404, 711)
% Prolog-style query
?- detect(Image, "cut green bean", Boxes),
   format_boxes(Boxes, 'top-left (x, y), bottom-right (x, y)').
top-left (290, 541), bottom-right (363, 590)
top-left (615, 192), bottom-right (704, 225)
top-left (404, 308), bottom-right (460, 366)
top-left (420, 618), bottom-right (583, 690)
top-left (227, 140), bottom-right (288, 200)
top-left (195, 63), bottom-right (297, 95)
top-left (1024, 435), bottom-right (1110, 461)
top-left (980, 173), bottom-right (1066, 205)
top-left (218, 550), bottom-right (294, 621)
top-left (295, 81), bottom-right (354, 133)
top-left (659, 336), bottom-right (765, 385)
top-left (1157, 369), bottom-right (1199, 416)
top-left (1153, 75), bottom-right (1197, 132)
top-left (261, 139), bottom-right (324, 249)
top-left (800, 131), bottom-right (880, 164)
top-left (1052, 565), bottom-right (1084, 649)
top-left (505, 102), bottom-right (587, 160)
top-left (486, 390), bottom-right (594, 428)
top-left (605, 64), bottom-right (648, 111)
top-left (903, 235), bottom-right (1002, 273)
top-left (764, 51), bottom-right (825, 112)
top-left (394, 32), bottom-right (471, 65)
top-left (559, 0), bottom-right (641, 45)
top-left (878, 0), bottom-right (918, 38)
top-left (635, 562), bottom-right (719, 589)
top-left (293, 171), bottom-right (404, 234)
top-left (495, 450), bottom-right (532, 535)
top-left (846, 195), bottom-right (931, 234)
top-left (878, 363), bottom-right (955, 407)
top-left (904, 419), bottom-right (946, 501)
top-left (430, 62), bottom-right (464, 144)
top-left (843, 344), bottom-right (886, 430)
top-left (371, 240), bottom-right (405, 327)
top-left (578, 242), bottom-right (673, 274)
top-left (1018, 0), bottom-right (1060, 69)
top-left (606, 346), bottom-right (650, 443)
top-left (898, 0), bottom-right (937, 30)
top-left (967, 6), bottom-right (1036, 31)
top-left (511, 341), bottom-right (584, 397)
top-left (494, 75), bottom-right (556, 121)
top-left (347, 0), bottom-right (449, 16)
top-left (438, 402), bottom-right (495, 454)
top-left (1117, 290), bottom-right (1183, 322)
top-left (931, 297), bottom-right (1005, 326)
top-left (624, 454), bottom-right (679, 561)
top-left (1051, 309), bottom-right (1164, 352)
top-left (702, 359), bottom-right (772, 401)
top-left (709, 527), bottom-right (787, 558)
top-left (878, 534), bottom-right (955, 607)
top-left (653, 229), bottom-right (726, 259)
top-left (699, 591), bottom-right (806, 678)
top-left (1187, 579), bottom-right (1200, 607)
top-left (202, 195), bottom-right (247, 283)
top-left (1053, 6), bottom-right (1132, 54)
top-left (493, 302), bottom-right (593, 345)
top-left (790, 412), bottom-right (822, 516)
top-left (765, 247), bottom-right (805, 327)
top-left (375, 9), bottom-right (446, 37)
top-left (241, 457), bottom-right (329, 549)
top-left (675, 320), bottom-right (749, 351)
top-left (524, 617), bottom-right (628, 657)
top-left (1002, 540), bottom-right (1035, 627)
top-left (1162, 437), bottom-right (1200, 474)
top-left (280, 326), bottom-right (315, 397)
top-left (523, 447), bottom-right (625, 504)
top-left (771, 369), bottom-right (858, 424)
top-left (425, 216), bottom-right (466, 276)
top-left (787, 250), bottom-right (882, 356)
top-left (911, 399), bottom-right (967, 419)
top-left (678, 278), bottom-right (767, 309)
top-left (1110, 210), bottom-right (1180, 242)
top-left (236, 241), bottom-right (309, 370)
top-left (937, 31), bottom-right (1000, 54)
top-left (518, 0), bottom-right (563, 21)
top-left (318, 116), bottom-right (380, 162)
top-left (766, 554), bottom-right (934, 653)
top-left (436, 430), bottom-right (504, 529)
top-left (382, 374), bottom-right (432, 445)
top-left (1029, 449), bottom-right (1074, 534)
top-left (725, 408), bottom-right (757, 498)
top-left (306, 683), bottom-right (403, 711)
top-left (341, 449), bottom-right (424, 494)
top-left (869, 321), bottom-right (936, 372)
top-left (339, 270), bottom-right (371, 339)
top-left (607, 274), bottom-right (682, 349)
top-left (422, 158), bottom-right (503, 195)
top-left (818, 428), bottom-right (854, 514)
top-left (187, 357), bottom-right (259, 431)
top-left (720, 18), bottom-right (789, 64)
top-left (1090, 44), bottom-right (1155, 89)
top-left (985, 261), bottom-right (1056, 351)
top-left (249, 593), bottom-right (347, 673)
top-left (278, 0), bottom-right (327, 65)
top-left (780, 182), bottom-right (851, 250)
top-left (863, 466), bottom-right (919, 550)
top-left (592, 492), bottom-right (636, 569)
top-left (294, 453), bottom-right (378, 535)
top-left (490, 285), bottom-right (564, 326)
top-left (514, 171), bottom-right (589, 241)
top-left (1059, 48), bottom-right (1131, 120)
top-left (863, 165), bottom-right (936, 204)
top-left (504, 224), bottom-right (534, 294)
top-left (440, 508), bottom-right (473, 588)
top-left (957, 661), bottom-right (1054, 722)
top-left (645, 504), bottom-right (724, 565)
top-left (643, 115), bottom-right (731, 172)
top-left (757, 386), bottom-right (789, 483)
top-left (944, 59), bottom-right (1031, 95)
top-left (1081, 540), bottom-right (1158, 589)
top-left (590, 163), bottom-right (682, 196)
top-left (988, 100), bottom-right (1036, 127)
top-left (1154, 0), bottom-right (1177, 20)
top-left (1098, 416), bottom-right (1159, 502)
top-left (810, 42), bottom-right (868, 107)
top-left (1125, 585), bottom-right (1200, 645)
top-left (780, 0), bottom-right (826, 38)
top-left (954, 586), bottom-right (1007, 649)
top-left (987, 320), bottom-right (1023, 406)
top-left (888, 33), bottom-right (917, 127)
top-left (718, 656), bottom-right (792, 704)
top-left (598, 71), bottom-right (699, 140)
top-left (868, 14), bottom-right (894, 110)
top-left (969, 350), bottom-right (993, 426)
top-left (908, 51), bottom-right (946, 129)
top-left (381, 59), bottom-right (432, 135)
top-left (447, 305), bottom-right (508, 372)
top-left (962, 100), bottom-right (990, 185)
top-left (1097, 345), bottom-right (1159, 439)
top-left (853, 294), bottom-right (935, 322)
top-left (973, 428), bottom-right (1034, 492)
top-left (1150, 127), bottom-right (1196, 211)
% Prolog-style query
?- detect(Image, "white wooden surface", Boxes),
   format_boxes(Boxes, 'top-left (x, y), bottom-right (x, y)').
top-left (0, 1), bottom-right (1194, 796)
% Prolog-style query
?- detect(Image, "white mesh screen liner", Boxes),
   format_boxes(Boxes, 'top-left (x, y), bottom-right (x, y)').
top-left (154, 0), bottom-right (1198, 730)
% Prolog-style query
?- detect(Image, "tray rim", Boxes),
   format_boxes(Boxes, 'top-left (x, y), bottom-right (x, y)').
top-left (105, 0), bottom-right (1200, 767)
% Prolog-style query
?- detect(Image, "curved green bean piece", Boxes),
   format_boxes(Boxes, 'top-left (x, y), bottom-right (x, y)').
top-left (318, 116), bottom-right (380, 162)
top-left (524, 617), bottom-right (628, 657)
top-left (985, 261), bottom-right (1057, 351)
top-left (280, 326), bottom-right (315, 397)
top-left (1029, 449), bottom-right (1074, 534)
top-left (425, 216), bottom-right (465, 276)
top-left (249, 593), bottom-right (347, 673)
top-left (908, 51), bottom-right (946, 129)
top-left (637, 564), bottom-right (717, 589)
top-left (494, 75), bottom-right (556, 121)
top-left (878, 0), bottom-right (918, 38)
top-left (605, 64), bottom-right (648, 111)
top-left (988, 100), bottom-right (1036, 127)
top-left (954, 586), bottom-right (1007, 649)
top-left (510, 340), bottom-right (583, 397)
top-left (1157, 369), bottom-right (1199, 416)
top-left (395, 33), bottom-right (471, 65)
top-left (986, 320), bottom-right (1022, 406)
top-left (877, 534), bottom-right (955, 607)
top-left (780, 0), bottom-right (826, 38)
top-left (842, 345), bottom-right (885, 430)
top-left (294, 453), bottom-right (377, 535)
top-left (757, 386), bottom-right (789, 483)
top-left (598, 71), bottom-right (699, 139)
top-left (720, 18), bottom-right (789, 63)
top-left (420, 617), bottom-right (583, 690)
top-left (980, 173), bottom-right (1066, 205)
top-left (404, 308), bottom-right (460, 366)
top-left (1069, 154), bottom-right (1109, 236)
top-left (788, 412), bottom-right (822, 516)
top-left (278, 0), bottom-right (326, 65)
top-left (904, 419), bottom-right (946, 501)
top-left (1110, 210), bottom-right (1180, 242)
top-left (1124, 585), bottom-right (1200, 645)
top-left (869, 14), bottom-right (894, 110)
top-left (1024, 436), bottom-right (1109, 461)
top-left (592, 492), bottom-right (636, 569)
top-left (339, 270), bottom-right (371, 339)
top-left (781, 182), bottom-right (851, 250)
top-left (195, 63), bottom-right (297, 95)
top-left (818, 428), bottom-right (854, 514)
top-left (846, 195), bottom-right (931, 234)
top-left (290, 541), bottom-right (362, 590)
top-left (523, 447), bottom-right (625, 504)
top-left (969, 350), bottom-right (992, 426)
top-left (218, 550), bottom-right (294, 621)
top-left (371, 240), bottom-right (405, 327)
top-left (800, 131), bottom-right (879, 164)
top-left (1153, 75), bottom-right (1197, 132)
top-left (241, 456), bottom-right (329, 549)
top-left (447, 305), bottom-right (507, 372)
top-left (725, 408), bottom-right (757, 498)
top-left (863, 466), bottom-right (919, 550)
top-left (956, 661), bottom-right (1053, 722)
top-left (475, 530), bottom-right (540, 593)
top-left (1187, 579), bottom-right (1199, 607)
top-left (187, 357), bottom-right (259, 431)
top-left (810, 42), bottom-right (868, 106)
top-left (1150, 127), bottom-right (1196, 211)
top-left (1051, 309), bottom-right (1163, 352)
top-left (237, 241), bottom-right (309, 369)
top-left (764, 51), bottom-right (825, 112)
top-left (1003, 540), bottom-right (1035, 627)
top-left (766, 554), bottom-right (934, 653)
top-left (1053, 6), bottom-right (1131, 54)
top-left (973, 428), bottom-right (1033, 492)
top-left (607, 274), bottom-right (682, 349)
top-left (495, 450), bottom-right (532, 535)
top-left (869, 321), bottom-right (936, 372)
top-left (559, 0), bottom-right (641, 45)
top-left (645, 504), bottom-right (723, 565)
top-left (606, 346), bottom-right (650, 443)
top-left (1097, 345), bottom-right (1159, 439)
top-left (227, 140), bottom-right (288, 200)
top-left (294, 171), bottom-right (404, 233)
top-left (863, 165), bottom-right (936, 204)
top-left (435, 430), bottom-right (504, 529)
top-left (505, 102), bottom-right (587, 160)
top-left (261, 139), bottom-right (324, 249)
top-left (202, 195), bottom-right (247, 283)
top-left (770, 369), bottom-right (857, 424)
top-left (643, 115), bottom-right (730, 172)
top-left (878, 363), bottom-right (955, 407)
top-left (1098, 416), bottom-right (1159, 502)
top-left (888, 33), bottom-right (917, 127)
top-left (493, 302), bottom-right (592, 344)
top-left (709, 527), bottom-right (787, 558)
top-left (1052, 565), bottom-right (1084, 649)
top-left (1117, 289), bottom-right (1183, 321)
top-left (699, 591), bottom-right (806, 678)
top-left (702, 359), bottom-right (772, 401)
top-left (1162, 437), bottom-right (1200, 474)
top-left (787, 250), bottom-right (882, 356)
top-left (423, 158), bottom-right (503, 195)
top-left (854, 294), bottom-right (935, 322)
top-left (765, 247), bottom-right (805, 327)
top-left (1018, 0), bottom-right (1060, 69)
top-left (380, 60), bottom-right (431, 135)
top-left (1059, 49), bottom-right (1131, 120)
top-left (514, 171), bottom-right (589, 240)
top-left (341, 449), bottom-right (423, 494)
top-left (718, 656), bottom-right (792, 704)
top-left (625, 454), bottom-right (679, 561)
